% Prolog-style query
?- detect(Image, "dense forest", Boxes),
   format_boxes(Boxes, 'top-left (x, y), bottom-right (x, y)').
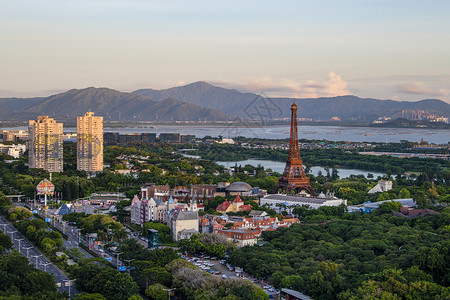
top-left (228, 206), bottom-right (450, 299)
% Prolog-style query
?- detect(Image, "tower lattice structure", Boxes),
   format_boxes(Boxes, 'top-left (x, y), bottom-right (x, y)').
top-left (275, 102), bottom-right (315, 196)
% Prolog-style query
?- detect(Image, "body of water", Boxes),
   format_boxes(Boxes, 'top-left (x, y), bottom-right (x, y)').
top-left (217, 159), bottom-right (385, 179)
top-left (101, 124), bottom-right (449, 144)
top-left (4, 124), bottom-right (449, 144)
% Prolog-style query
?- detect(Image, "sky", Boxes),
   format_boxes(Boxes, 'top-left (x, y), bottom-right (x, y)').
top-left (1, 0), bottom-right (449, 102)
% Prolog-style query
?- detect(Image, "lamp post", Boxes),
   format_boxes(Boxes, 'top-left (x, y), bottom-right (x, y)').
top-left (42, 262), bottom-right (51, 272)
top-left (16, 238), bottom-right (25, 251)
top-left (31, 255), bottom-right (40, 267)
top-left (163, 288), bottom-right (176, 300)
top-left (124, 259), bottom-right (134, 274)
top-left (74, 228), bottom-right (82, 244)
top-left (63, 279), bottom-right (74, 299)
top-left (7, 230), bottom-right (15, 239)
top-left (115, 252), bottom-right (123, 270)
top-left (23, 246), bottom-right (32, 257)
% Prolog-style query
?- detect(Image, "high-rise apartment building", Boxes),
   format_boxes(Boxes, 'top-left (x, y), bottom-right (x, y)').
top-left (77, 111), bottom-right (103, 172)
top-left (28, 116), bottom-right (63, 173)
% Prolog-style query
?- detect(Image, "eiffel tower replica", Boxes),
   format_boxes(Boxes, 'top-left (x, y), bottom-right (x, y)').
top-left (275, 102), bottom-right (315, 196)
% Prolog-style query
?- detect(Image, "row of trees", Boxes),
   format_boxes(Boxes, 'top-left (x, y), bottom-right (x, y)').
top-left (63, 213), bottom-right (128, 243)
top-left (0, 229), bottom-right (65, 299)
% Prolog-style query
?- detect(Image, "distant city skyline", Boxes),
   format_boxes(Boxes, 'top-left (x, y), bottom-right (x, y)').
top-left (1, 0), bottom-right (449, 102)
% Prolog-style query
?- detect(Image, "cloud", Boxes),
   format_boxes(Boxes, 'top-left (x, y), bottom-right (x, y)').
top-left (397, 82), bottom-right (436, 95)
top-left (211, 72), bottom-right (351, 98)
top-left (396, 82), bottom-right (449, 100)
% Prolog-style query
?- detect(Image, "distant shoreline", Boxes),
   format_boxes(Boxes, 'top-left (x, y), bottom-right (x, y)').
top-left (1, 119), bottom-right (449, 130)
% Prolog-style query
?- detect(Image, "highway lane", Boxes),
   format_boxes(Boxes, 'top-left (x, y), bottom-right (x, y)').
top-left (0, 214), bottom-right (78, 297)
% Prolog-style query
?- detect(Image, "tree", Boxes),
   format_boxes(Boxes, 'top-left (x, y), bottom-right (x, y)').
top-left (73, 293), bottom-right (107, 300)
top-left (0, 251), bottom-right (60, 298)
top-left (377, 201), bottom-right (402, 213)
top-left (280, 275), bottom-right (305, 291)
top-left (0, 231), bottom-right (13, 252)
top-left (398, 188), bottom-right (411, 199)
top-left (145, 283), bottom-right (168, 300)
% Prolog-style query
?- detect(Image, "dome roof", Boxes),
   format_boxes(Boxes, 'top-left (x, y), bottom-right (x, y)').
top-left (225, 181), bottom-right (252, 192)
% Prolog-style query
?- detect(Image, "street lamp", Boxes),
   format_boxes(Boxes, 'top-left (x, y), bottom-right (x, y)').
top-left (114, 252), bottom-right (123, 270)
top-left (7, 230), bottom-right (16, 239)
top-left (163, 288), bottom-right (176, 300)
top-left (31, 255), bottom-right (40, 267)
top-left (23, 246), bottom-right (32, 257)
top-left (63, 279), bottom-right (74, 299)
top-left (0, 223), bottom-right (8, 232)
top-left (124, 259), bottom-right (134, 274)
top-left (42, 262), bottom-right (51, 272)
top-left (16, 238), bottom-right (25, 251)
top-left (73, 228), bottom-right (82, 244)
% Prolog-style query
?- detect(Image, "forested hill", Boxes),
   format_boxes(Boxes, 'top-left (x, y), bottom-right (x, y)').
top-left (0, 87), bottom-right (232, 122)
top-left (133, 81), bottom-right (450, 121)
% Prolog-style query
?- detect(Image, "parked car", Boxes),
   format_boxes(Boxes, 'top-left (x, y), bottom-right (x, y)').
top-left (222, 275), bottom-right (227, 279)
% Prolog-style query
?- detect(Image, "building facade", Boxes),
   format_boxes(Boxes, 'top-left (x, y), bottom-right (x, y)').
top-left (77, 111), bottom-right (103, 172)
top-left (260, 194), bottom-right (346, 212)
top-left (28, 116), bottom-right (63, 172)
top-left (168, 210), bottom-right (199, 242)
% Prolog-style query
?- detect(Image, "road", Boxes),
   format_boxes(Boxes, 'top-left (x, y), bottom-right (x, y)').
top-left (0, 214), bottom-right (77, 297)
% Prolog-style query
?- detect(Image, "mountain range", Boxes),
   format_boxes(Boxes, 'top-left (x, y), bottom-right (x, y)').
top-left (0, 82), bottom-right (449, 122)
top-left (134, 82), bottom-right (450, 121)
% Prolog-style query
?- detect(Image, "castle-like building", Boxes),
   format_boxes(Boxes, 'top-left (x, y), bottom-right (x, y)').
top-left (130, 194), bottom-right (201, 241)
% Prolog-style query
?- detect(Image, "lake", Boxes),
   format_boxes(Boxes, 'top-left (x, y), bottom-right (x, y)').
top-left (5, 124), bottom-right (449, 144)
top-left (216, 159), bottom-right (385, 179)
top-left (102, 124), bottom-right (449, 144)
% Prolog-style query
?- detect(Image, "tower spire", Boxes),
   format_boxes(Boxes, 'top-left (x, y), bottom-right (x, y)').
top-left (274, 102), bottom-right (315, 196)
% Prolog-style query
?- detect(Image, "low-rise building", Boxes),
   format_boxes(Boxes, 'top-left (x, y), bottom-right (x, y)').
top-left (248, 210), bottom-right (268, 221)
top-left (0, 143), bottom-right (27, 158)
top-left (225, 181), bottom-right (253, 196)
top-left (216, 195), bottom-right (250, 213)
top-left (368, 180), bottom-right (393, 194)
top-left (217, 229), bottom-right (259, 247)
top-left (260, 194), bottom-right (346, 212)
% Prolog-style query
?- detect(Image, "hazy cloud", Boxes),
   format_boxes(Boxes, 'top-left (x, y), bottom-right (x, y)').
top-left (396, 82), bottom-right (449, 100)
top-left (211, 72), bottom-right (351, 98)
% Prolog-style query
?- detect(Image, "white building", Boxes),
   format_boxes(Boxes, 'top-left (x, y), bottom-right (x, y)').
top-left (0, 144), bottom-right (26, 158)
top-left (260, 194), bottom-right (346, 212)
top-left (368, 180), bottom-right (393, 194)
